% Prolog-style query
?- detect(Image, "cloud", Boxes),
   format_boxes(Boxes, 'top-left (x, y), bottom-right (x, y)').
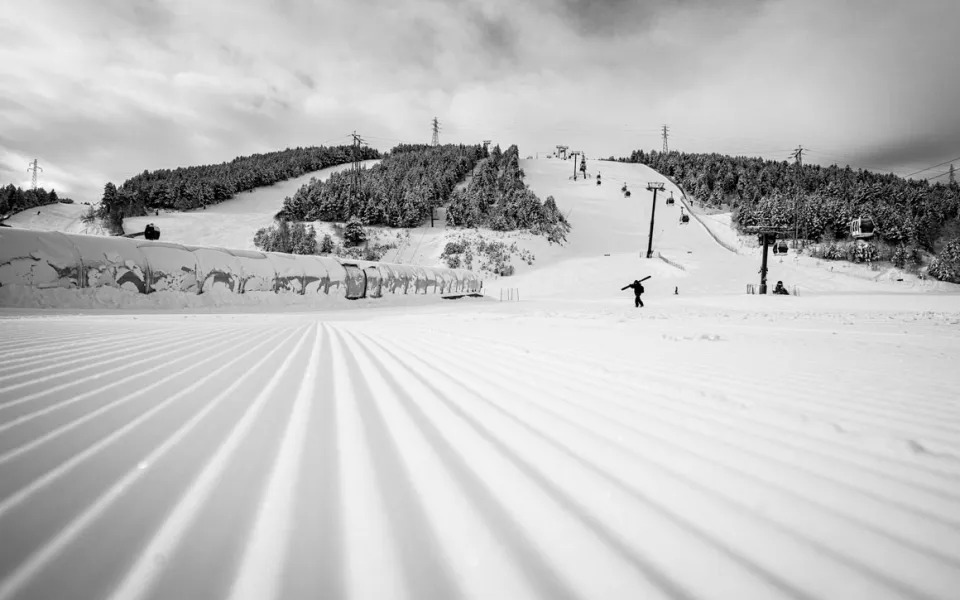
top-left (546, 0), bottom-right (769, 38)
top-left (0, 0), bottom-right (957, 202)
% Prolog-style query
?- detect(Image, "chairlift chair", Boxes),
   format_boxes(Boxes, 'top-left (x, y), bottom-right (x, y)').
top-left (850, 216), bottom-right (875, 239)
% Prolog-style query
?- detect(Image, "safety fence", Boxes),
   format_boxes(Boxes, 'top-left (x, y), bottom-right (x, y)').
top-left (0, 228), bottom-right (483, 300)
top-left (664, 176), bottom-right (740, 255)
top-left (656, 252), bottom-right (686, 271)
top-left (500, 288), bottom-right (520, 302)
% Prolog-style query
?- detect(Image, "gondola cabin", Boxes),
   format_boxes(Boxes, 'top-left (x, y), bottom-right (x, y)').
top-left (850, 217), bottom-right (875, 239)
top-left (680, 214), bottom-right (690, 224)
top-left (776, 240), bottom-right (789, 254)
top-left (666, 193), bottom-right (675, 205)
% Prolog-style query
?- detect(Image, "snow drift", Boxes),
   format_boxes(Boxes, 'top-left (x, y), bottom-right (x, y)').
top-left (0, 227), bottom-right (482, 307)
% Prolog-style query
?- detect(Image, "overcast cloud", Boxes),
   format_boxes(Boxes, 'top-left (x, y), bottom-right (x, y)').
top-left (1, 0), bottom-right (958, 201)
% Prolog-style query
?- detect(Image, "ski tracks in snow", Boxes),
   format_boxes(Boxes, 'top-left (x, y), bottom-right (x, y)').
top-left (0, 316), bottom-right (958, 600)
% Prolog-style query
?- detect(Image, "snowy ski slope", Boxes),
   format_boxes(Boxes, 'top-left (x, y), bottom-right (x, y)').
top-left (3, 160), bottom-right (379, 251)
top-left (3, 202), bottom-right (106, 236)
top-left (1, 158), bottom-right (959, 600)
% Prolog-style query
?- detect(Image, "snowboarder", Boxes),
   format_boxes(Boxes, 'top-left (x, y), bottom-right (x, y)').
top-left (621, 278), bottom-right (647, 307)
top-left (773, 281), bottom-right (789, 295)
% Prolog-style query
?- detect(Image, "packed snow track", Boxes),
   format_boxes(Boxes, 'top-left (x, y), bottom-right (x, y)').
top-left (1, 308), bottom-right (959, 600)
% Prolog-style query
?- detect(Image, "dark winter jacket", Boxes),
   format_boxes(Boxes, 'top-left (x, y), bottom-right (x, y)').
top-left (622, 282), bottom-right (644, 296)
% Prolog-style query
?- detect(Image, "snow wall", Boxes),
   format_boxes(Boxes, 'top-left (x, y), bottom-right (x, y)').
top-left (0, 228), bottom-right (482, 302)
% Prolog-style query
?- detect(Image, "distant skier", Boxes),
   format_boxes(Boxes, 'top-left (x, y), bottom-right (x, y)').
top-left (621, 278), bottom-right (647, 307)
top-left (773, 281), bottom-right (789, 295)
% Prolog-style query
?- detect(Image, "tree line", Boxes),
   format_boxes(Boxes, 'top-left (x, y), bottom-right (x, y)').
top-left (95, 145), bottom-right (379, 233)
top-left (623, 150), bottom-right (960, 280)
top-left (446, 144), bottom-right (571, 244)
top-left (0, 185), bottom-right (72, 218)
top-left (625, 149), bottom-right (959, 249)
top-left (277, 143), bottom-right (486, 227)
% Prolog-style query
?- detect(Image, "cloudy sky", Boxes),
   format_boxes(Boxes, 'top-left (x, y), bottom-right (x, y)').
top-left (1, 0), bottom-right (958, 201)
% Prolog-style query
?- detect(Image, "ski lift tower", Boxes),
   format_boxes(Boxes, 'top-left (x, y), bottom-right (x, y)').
top-left (645, 182), bottom-right (665, 258)
top-left (743, 225), bottom-right (793, 294)
top-left (570, 151), bottom-right (581, 179)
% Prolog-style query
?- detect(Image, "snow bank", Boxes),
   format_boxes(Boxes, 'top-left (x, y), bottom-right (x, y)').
top-left (0, 227), bottom-right (484, 309)
top-left (0, 283), bottom-right (486, 312)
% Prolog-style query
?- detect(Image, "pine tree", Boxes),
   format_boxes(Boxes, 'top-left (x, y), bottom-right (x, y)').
top-left (275, 218), bottom-right (291, 253)
top-left (319, 233), bottom-right (335, 254)
top-left (343, 216), bottom-right (366, 246)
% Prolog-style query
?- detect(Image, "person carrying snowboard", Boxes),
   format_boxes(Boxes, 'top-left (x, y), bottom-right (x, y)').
top-left (621, 279), bottom-right (646, 307)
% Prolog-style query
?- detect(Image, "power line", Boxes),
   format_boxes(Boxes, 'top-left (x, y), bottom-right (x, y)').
top-left (802, 148), bottom-right (907, 175)
top-left (903, 154), bottom-right (960, 178)
top-left (925, 168), bottom-right (953, 182)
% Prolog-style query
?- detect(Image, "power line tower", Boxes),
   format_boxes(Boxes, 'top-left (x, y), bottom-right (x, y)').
top-left (482, 140), bottom-right (492, 155)
top-left (661, 125), bottom-right (669, 154)
top-left (26, 159), bottom-right (43, 190)
top-left (349, 131), bottom-right (366, 203)
top-left (791, 145), bottom-right (804, 246)
top-left (431, 117), bottom-right (441, 146)
top-left (950, 164), bottom-right (956, 186)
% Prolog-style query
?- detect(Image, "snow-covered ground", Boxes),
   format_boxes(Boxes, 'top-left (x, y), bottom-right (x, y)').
top-left (3, 202), bottom-right (106, 236)
top-left (1, 157), bottom-right (959, 600)
top-left (124, 160), bottom-right (380, 251)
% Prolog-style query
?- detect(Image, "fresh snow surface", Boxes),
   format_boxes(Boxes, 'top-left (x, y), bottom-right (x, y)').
top-left (123, 159), bottom-right (381, 251)
top-left (1, 158), bottom-right (959, 600)
top-left (3, 202), bottom-right (106, 236)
